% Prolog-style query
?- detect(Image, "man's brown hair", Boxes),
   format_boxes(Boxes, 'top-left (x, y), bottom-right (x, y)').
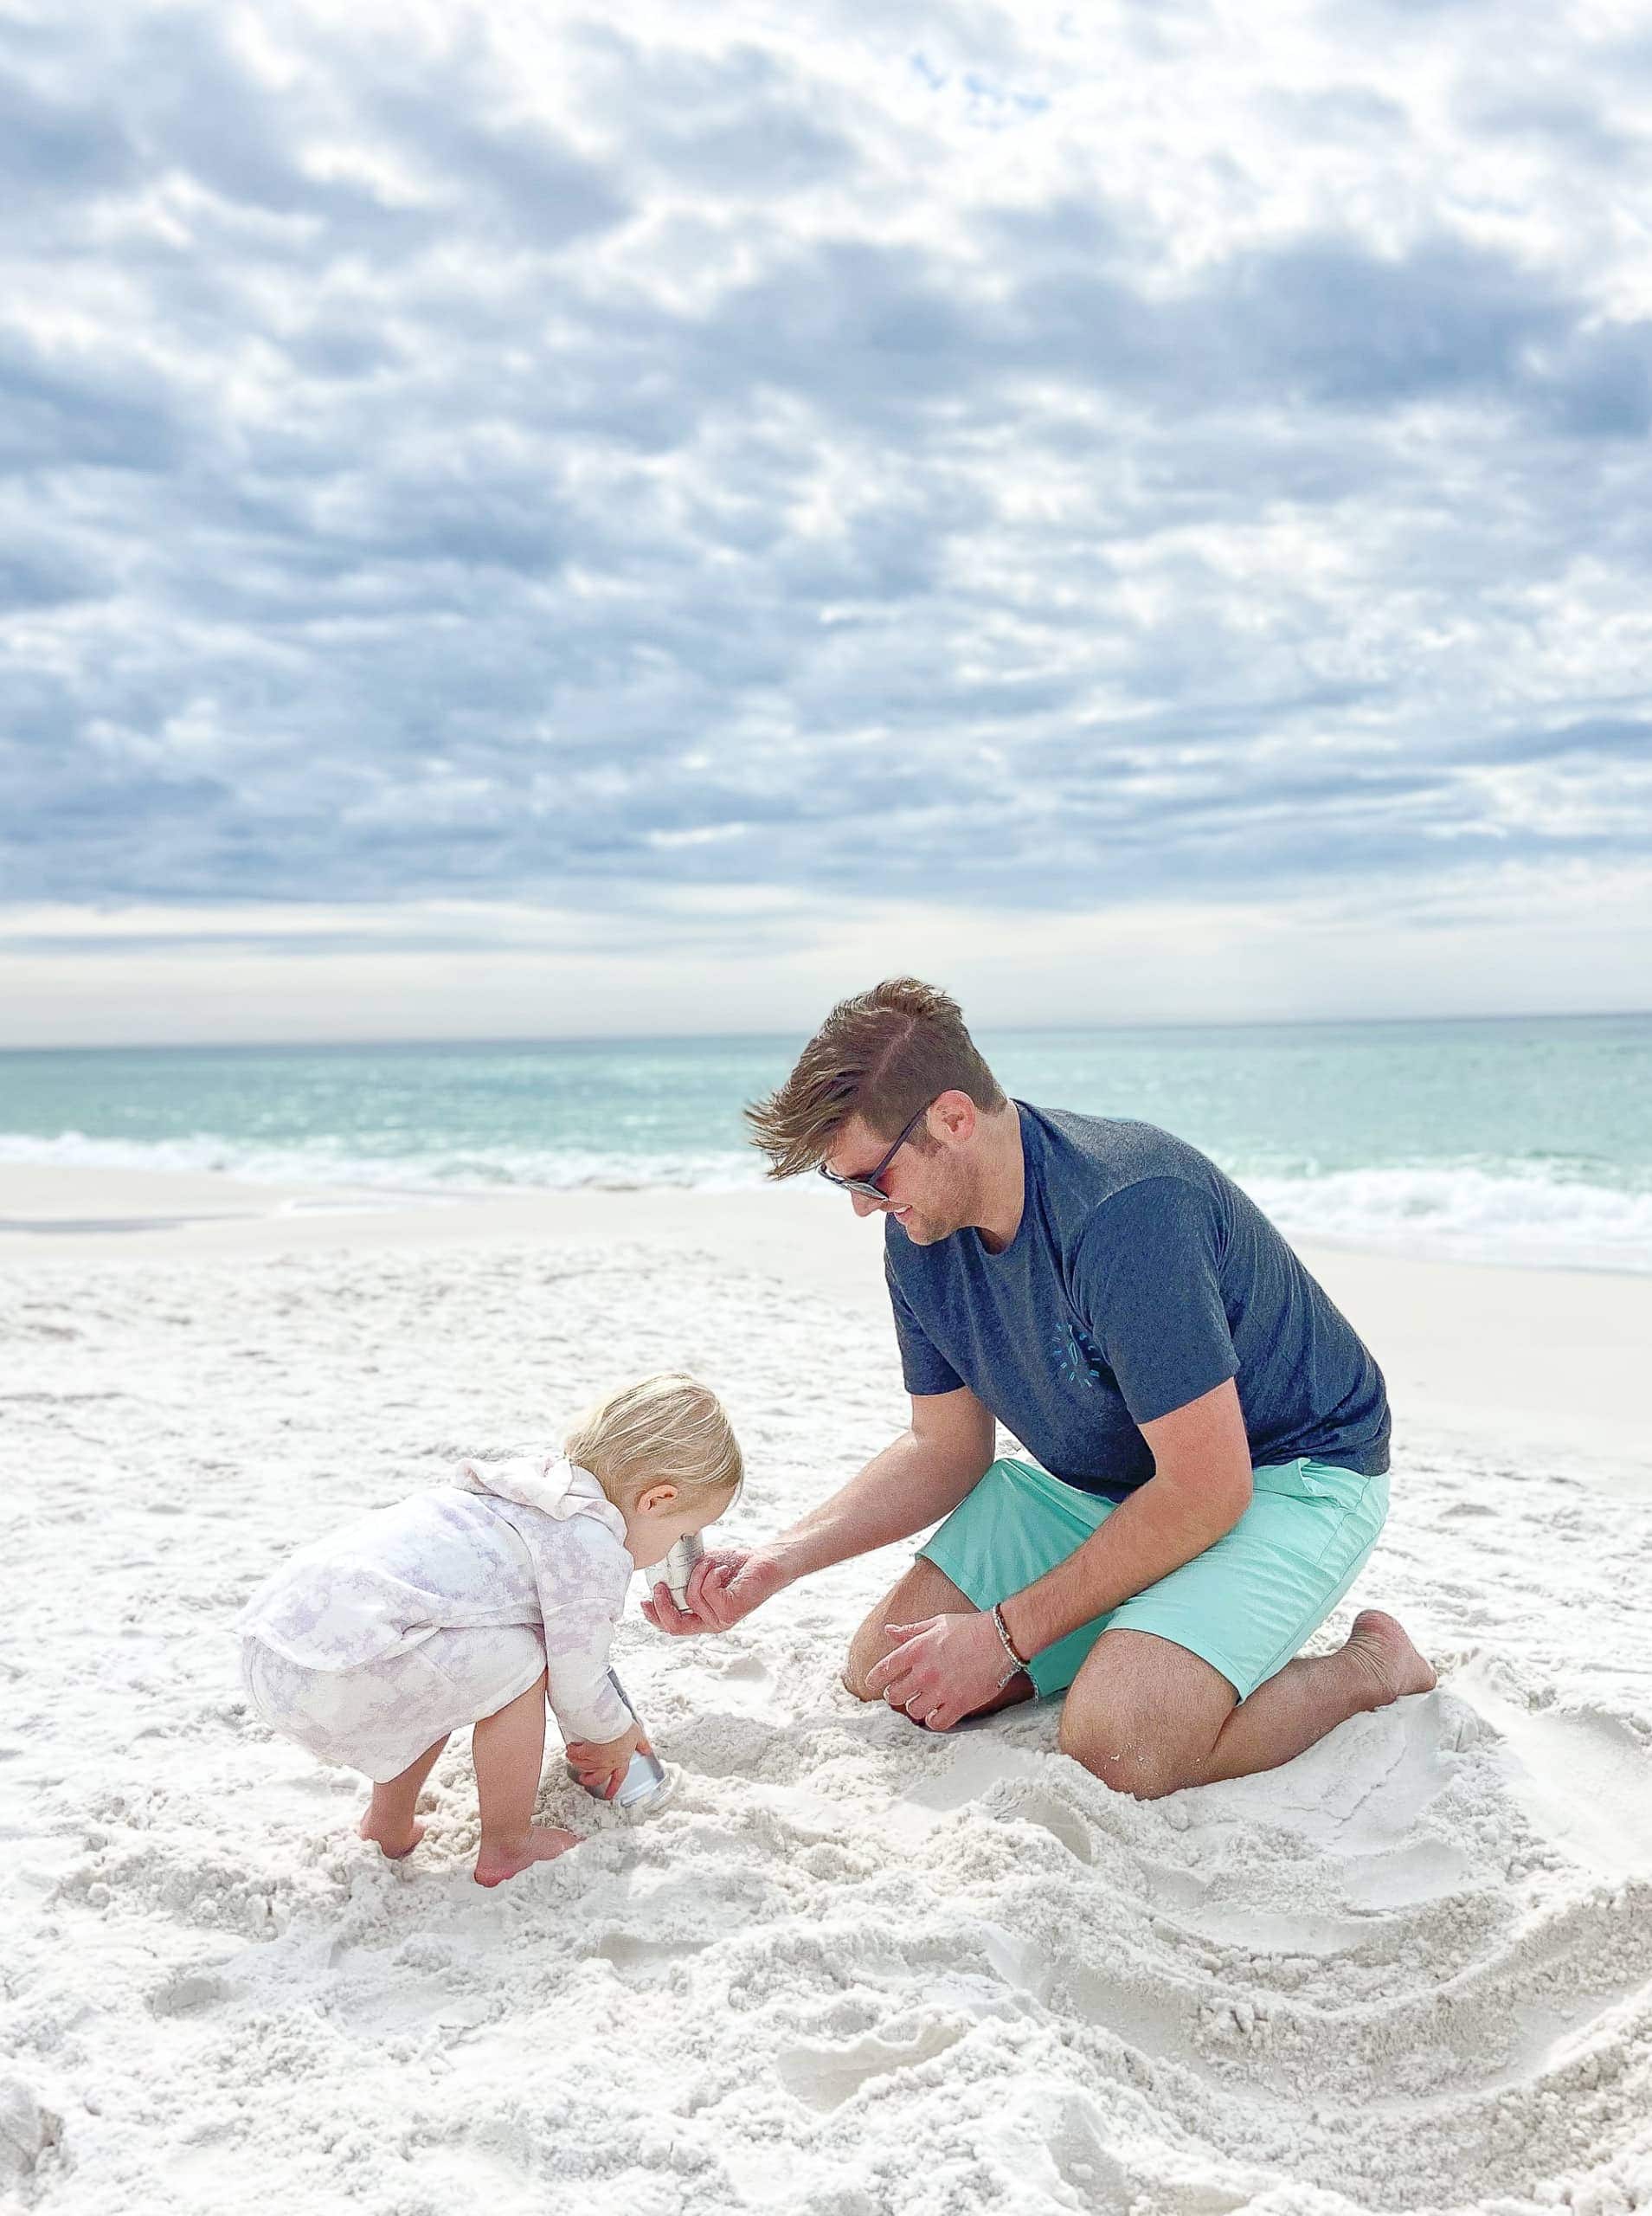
top-left (744, 976), bottom-right (1007, 1180)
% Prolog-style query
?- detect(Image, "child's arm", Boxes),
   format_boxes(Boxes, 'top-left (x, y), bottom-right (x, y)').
top-left (540, 1594), bottom-right (632, 1743)
top-left (530, 1520), bottom-right (634, 1745)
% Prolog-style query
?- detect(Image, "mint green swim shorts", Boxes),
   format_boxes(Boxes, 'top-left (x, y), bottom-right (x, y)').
top-left (919, 1455), bottom-right (1390, 1702)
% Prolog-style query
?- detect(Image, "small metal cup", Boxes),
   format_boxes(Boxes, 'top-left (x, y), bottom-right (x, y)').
top-left (642, 1532), bottom-right (705, 1612)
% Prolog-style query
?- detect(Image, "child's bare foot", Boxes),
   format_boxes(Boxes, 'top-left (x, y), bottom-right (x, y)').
top-left (358, 1810), bottom-right (426, 1860)
top-left (473, 1826), bottom-right (582, 1887)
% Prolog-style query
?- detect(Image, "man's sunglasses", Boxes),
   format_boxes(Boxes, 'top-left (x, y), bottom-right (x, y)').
top-left (817, 1100), bottom-right (934, 1202)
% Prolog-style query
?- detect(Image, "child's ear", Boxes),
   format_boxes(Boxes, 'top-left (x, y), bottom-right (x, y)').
top-left (640, 1483), bottom-right (679, 1515)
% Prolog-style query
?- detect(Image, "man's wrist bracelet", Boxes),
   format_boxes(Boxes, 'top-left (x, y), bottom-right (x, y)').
top-left (990, 1601), bottom-right (1031, 1685)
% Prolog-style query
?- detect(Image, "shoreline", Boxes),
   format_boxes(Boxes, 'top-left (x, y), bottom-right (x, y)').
top-left (3, 1162), bottom-right (1647, 1482)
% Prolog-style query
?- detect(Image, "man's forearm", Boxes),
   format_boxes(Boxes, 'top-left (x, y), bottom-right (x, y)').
top-left (762, 1431), bottom-right (990, 1585)
top-left (1000, 1472), bottom-right (1247, 1661)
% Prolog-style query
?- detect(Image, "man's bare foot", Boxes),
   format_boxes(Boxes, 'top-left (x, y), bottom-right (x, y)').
top-left (472, 1826), bottom-right (582, 1888)
top-left (358, 1811), bottom-right (425, 1860)
top-left (1345, 1609), bottom-right (1437, 1706)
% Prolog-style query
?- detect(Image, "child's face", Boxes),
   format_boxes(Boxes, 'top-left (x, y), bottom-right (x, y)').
top-left (621, 1484), bottom-right (733, 1565)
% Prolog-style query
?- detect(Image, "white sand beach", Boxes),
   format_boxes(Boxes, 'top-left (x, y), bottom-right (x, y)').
top-left (3, 1166), bottom-right (1649, 2215)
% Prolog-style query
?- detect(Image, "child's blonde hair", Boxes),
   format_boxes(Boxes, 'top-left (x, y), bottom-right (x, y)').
top-left (564, 1372), bottom-right (742, 1511)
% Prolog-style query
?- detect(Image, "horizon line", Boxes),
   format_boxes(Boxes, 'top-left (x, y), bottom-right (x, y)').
top-left (3, 1005), bottom-right (1649, 1057)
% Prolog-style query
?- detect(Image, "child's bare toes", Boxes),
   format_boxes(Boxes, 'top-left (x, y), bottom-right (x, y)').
top-left (358, 1813), bottom-right (426, 1860)
top-left (472, 1826), bottom-right (582, 1887)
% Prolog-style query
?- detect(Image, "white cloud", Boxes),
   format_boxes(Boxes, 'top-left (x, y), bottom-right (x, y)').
top-left (2, 0), bottom-right (1649, 1040)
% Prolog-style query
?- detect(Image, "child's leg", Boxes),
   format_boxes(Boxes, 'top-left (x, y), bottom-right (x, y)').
top-left (471, 1671), bottom-right (582, 1888)
top-left (359, 1736), bottom-right (449, 1859)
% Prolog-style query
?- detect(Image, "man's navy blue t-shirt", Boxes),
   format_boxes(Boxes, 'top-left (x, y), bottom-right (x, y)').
top-left (885, 1104), bottom-right (1390, 1500)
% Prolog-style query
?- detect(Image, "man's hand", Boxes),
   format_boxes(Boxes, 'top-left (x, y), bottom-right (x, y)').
top-left (863, 1610), bottom-right (1009, 1731)
top-left (563, 1720), bottom-right (651, 1801)
top-left (640, 1546), bottom-right (788, 1637)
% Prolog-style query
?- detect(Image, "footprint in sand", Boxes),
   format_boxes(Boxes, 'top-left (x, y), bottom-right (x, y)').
top-left (0, 2077), bottom-right (61, 2186)
top-left (775, 2017), bottom-right (971, 2110)
top-left (689, 1646), bottom-right (774, 1717)
top-left (1452, 1656), bottom-right (1652, 1877)
top-left (993, 1785), bottom-right (1096, 1865)
top-left (894, 1742), bottom-right (1097, 1864)
top-left (1042, 2091), bottom-right (1147, 2213)
top-left (148, 1968), bottom-right (228, 2018)
top-left (974, 1923), bottom-right (1218, 2079)
top-left (589, 1929), bottom-right (701, 1979)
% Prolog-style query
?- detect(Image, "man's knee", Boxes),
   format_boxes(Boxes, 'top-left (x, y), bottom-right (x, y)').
top-left (841, 1557), bottom-right (974, 1706)
top-left (841, 1633), bottom-right (877, 1704)
top-left (842, 1603), bottom-right (895, 1703)
top-left (1057, 1701), bottom-right (1187, 1799)
top-left (1056, 1632), bottom-right (1234, 1799)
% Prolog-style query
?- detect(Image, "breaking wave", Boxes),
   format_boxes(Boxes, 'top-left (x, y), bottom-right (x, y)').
top-left (3, 1132), bottom-right (1649, 1268)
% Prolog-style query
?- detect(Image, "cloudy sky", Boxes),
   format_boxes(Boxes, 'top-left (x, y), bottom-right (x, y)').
top-left (3, 0), bottom-right (1650, 1043)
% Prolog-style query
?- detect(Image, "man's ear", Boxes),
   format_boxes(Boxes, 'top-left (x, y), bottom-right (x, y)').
top-left (932, 1090), bottom-right (977, 1143)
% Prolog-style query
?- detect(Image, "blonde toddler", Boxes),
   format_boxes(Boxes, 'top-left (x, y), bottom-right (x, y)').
top-left (237, 1374), bottom-right (741, 1885)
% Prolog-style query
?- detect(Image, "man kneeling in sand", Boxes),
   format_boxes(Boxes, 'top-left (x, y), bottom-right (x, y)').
top-left (644, 978), bottom-right (1435, 1798)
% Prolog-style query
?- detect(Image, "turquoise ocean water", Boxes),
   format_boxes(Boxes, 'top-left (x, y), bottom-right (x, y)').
top-left (2, 1015), bottom-right (1649, 1272)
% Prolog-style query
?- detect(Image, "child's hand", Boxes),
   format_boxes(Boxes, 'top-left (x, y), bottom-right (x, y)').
top-left (564, 1722), bottom-right (651, 1802)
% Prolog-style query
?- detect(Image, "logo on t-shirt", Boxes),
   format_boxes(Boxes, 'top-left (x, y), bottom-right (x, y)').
top-left (1054, 1322), bottom-right (1105, 1390)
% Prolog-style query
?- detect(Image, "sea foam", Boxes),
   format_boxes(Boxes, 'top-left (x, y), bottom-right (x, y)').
top-left (3, 1131), bottom-right (1649, 1270)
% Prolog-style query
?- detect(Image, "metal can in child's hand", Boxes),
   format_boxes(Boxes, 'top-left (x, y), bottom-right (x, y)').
top-left (567, 1665), bottom-right (672, 1814)
top-left (611, 1745), bottom-right (672, 1811)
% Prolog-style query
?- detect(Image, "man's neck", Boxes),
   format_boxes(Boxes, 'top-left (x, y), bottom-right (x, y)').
top-left (970, 1103), bottom-right (1025, 1254)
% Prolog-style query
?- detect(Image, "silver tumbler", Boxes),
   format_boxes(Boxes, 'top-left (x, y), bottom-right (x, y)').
top-left (568, 1665), bottom-right (672, 1813)
top-left (643, 1532), bottom-right (705, 1611)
